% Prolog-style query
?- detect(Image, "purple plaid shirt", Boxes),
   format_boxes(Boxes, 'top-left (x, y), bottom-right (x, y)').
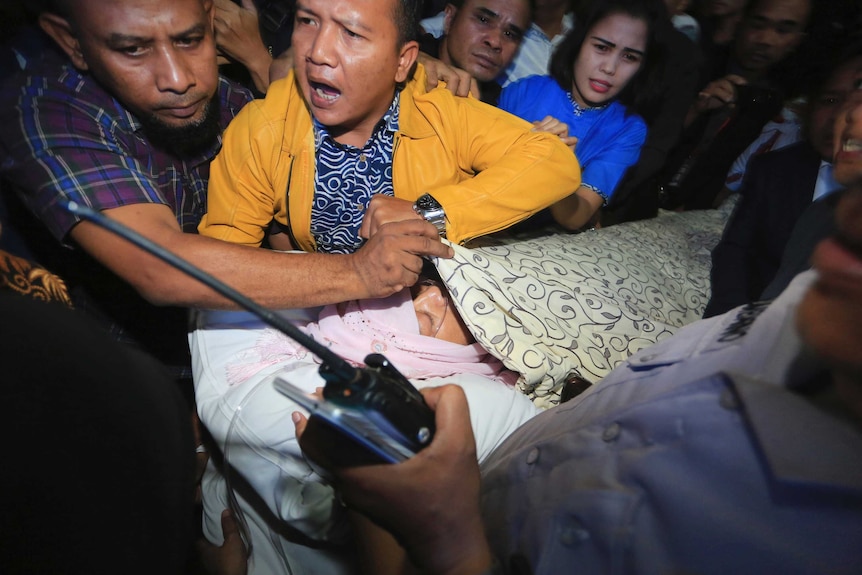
top-left (0, 54), bottom-right (252, 240)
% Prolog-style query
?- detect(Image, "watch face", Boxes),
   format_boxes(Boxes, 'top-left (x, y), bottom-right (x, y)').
top-left (417, 194), bottom-right (441, 211)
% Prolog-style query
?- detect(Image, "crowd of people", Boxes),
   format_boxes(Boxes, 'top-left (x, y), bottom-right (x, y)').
top-left (1, 0), bottom-right (861, 573)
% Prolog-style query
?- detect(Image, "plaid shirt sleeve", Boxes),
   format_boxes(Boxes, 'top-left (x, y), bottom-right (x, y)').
top-left (1, 70), bottom-right (172, 241)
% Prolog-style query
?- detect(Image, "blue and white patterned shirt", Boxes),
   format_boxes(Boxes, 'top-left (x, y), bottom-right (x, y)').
top-left (310, 94), bottom-right (400, 254)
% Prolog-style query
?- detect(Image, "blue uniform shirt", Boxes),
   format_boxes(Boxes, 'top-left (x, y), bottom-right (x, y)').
top-left (480, 271), bottom-right (862, 574)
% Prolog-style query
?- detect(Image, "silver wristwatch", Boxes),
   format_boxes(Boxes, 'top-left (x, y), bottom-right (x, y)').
top-left (413, 193), bottom-right (447, 238)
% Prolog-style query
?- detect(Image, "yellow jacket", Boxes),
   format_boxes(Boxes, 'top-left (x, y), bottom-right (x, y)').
top-left (200, 64), bottom-right (580, 250)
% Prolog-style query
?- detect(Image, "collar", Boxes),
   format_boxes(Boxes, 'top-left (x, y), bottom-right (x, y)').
top-left (812, 160), bottom-right (844, 202)
top-left (566, 91), bottom-right (609, 117)
top-left (313, 91), bottom-right (401, 150)
top-left (729, 372), bottom-right (862, 493)
top-left (389, 64), bottom-right (439, 140)
top-left (525, 12), bottom-right (574, 42)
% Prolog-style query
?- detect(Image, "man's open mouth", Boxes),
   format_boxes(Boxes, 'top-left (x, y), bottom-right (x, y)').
top-left (309, 80), bottom-right (341, 103)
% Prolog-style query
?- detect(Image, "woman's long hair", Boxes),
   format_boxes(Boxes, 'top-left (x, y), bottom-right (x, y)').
top-left (549, 0), bottom-right (669, 120)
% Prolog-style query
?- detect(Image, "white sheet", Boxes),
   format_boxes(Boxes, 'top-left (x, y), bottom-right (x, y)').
top-left (190, 308), bottom-right (539, 574)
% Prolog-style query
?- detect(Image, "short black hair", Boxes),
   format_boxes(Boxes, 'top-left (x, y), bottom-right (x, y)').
top-left (41, 0), bottom-right (71, 18)
top-left (446, 0), bottom-right (535, 16)
top-left (393, 0), bottom-right (423, 45)
top-left (742, 0), bottom-right (812, 30)
top-left (808, 39), bottom-right (862, 102)
top-left (549, 0), bottom-right (668, 120)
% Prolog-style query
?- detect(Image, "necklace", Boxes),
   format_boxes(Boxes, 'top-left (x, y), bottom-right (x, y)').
top-left (567, 92), bottom-right (608, 117)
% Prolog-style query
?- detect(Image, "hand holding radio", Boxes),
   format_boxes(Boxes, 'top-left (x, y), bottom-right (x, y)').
top-left (294, 384), bottom-right (493, 574)
top-left (276, 352), bottom-right (436, 466)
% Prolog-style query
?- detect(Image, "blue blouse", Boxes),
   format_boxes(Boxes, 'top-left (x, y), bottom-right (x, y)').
top-left (499, 75), bottom-right (647, 203)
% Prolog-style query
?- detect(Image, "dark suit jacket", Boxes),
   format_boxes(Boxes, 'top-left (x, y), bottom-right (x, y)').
top-left (760, 189), bottom-right (841, 300)
top-left (603, 22), bottom-right (702, 223)
top-left (703, 142), bottom-right (822, 317)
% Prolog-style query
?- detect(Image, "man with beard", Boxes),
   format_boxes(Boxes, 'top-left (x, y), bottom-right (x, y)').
top-left (0, 0), bottom-right (453, 379)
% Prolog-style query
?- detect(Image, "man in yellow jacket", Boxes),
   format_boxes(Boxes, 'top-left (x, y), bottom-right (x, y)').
top-left (200, 0), bottom-right (580, 258)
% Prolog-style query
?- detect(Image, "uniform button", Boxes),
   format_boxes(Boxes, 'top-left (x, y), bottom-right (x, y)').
top-left (359, 153), bottom-right (367, 162)
top-left (602, 422), bottom-right (621, 442)
top-left (559, 524), bottom-right (590, 547)
top-left (357, 203), bottom-right (364, 211)
top-left (525, 447), bottom-right (540, 465)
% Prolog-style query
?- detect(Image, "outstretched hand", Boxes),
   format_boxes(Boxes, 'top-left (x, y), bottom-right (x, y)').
top-left (351, 218), bottom-right (453, 299)
top-left (196, 509), bottom-right (249, 575)
top-left (690, 74), bottom-right (748, 116)
top-left (532, 115), bottom-right (578, 152)
top-left (213, 0), bottom-right (272, 93)
top-left (418, 52), bottom-right (480, 99)
top-left (359, 195), bottom-right (424, 239)
top-left (293, 385), bottom-right (494, 575)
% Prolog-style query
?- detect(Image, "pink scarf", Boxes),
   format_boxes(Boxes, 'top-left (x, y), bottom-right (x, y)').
top-left (225, 289), bottom-right (517, 386)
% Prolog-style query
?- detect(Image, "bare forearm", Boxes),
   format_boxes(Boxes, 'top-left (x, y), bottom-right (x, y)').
top-left (549, 186), bottom-right (603, 231)
top-left (69, 205), bottom-right (376, 310)
top-left (417, 516), bottom-right (494, 575)
top-left (238, 48), bottom-right (272, 94)
top-left (159, 232), bottom-right (372, 309)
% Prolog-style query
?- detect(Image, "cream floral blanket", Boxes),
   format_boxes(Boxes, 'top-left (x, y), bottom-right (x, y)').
top-left (435, 204), bottom-right (734, 408)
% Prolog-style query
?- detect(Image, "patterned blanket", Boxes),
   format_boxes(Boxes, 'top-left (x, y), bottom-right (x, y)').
top-left (435, 203), bottom-right (735, 408)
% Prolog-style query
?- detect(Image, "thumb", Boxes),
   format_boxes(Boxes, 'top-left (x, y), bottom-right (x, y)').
top-left (469, 77), bottom-right (481, 100)
top-left (292, 411), bottom-right (309, 438)
top-left (221, 508), bottom-right (241, 541)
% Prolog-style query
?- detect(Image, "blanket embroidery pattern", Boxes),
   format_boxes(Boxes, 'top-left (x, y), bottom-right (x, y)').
top-left (435, 205), bottom-right (732, 408)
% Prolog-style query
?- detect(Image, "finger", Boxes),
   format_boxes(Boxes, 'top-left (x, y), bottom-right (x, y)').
top-left (697, 90), bottom-right (730, 106)
top-left (407, 234), bottom-right (454, 259)
top-left (418, 385), bottom-right (450, 410)
top-left (561, 136), bottom-right (578, 149)
top-left (454, 71), bottom-right (472, 97)
top-left (220, 509), bottom-right (241, 542)
top-left (382, 218), bottom-right (440, 239)
top-left (531, 116), bottom-right (554, 130)
top-left (215, 0), bottom-right (239, 16)
top-left (292, 411), bottom-right (308, 438)
top-left (468, 77), bottom-right (480, 100)
top-left (446, 73), bottom-right (465, 97)
top-left (424, 67), bottom-right (443, 91)
top-left (358, 212), bottom-right (374, 239)
top-left (725, 74), bottom-right (748, 86)
top-left (240, 0), bottom-right (258, 13)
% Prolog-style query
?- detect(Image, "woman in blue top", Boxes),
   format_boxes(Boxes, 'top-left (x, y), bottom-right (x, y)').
top-left (500, 0), bottom-right (667, 230)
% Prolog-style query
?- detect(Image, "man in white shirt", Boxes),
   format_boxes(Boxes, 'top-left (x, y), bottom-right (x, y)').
top-left (422, 0), bottom-right (573, 86)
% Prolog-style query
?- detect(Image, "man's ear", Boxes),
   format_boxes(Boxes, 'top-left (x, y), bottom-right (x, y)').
top-left (395, 40), bottom-right (420, 84)
top-left (443, 4), bottom-right (458, 35)
top-left (39, 12), bottom-right (88, 71)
